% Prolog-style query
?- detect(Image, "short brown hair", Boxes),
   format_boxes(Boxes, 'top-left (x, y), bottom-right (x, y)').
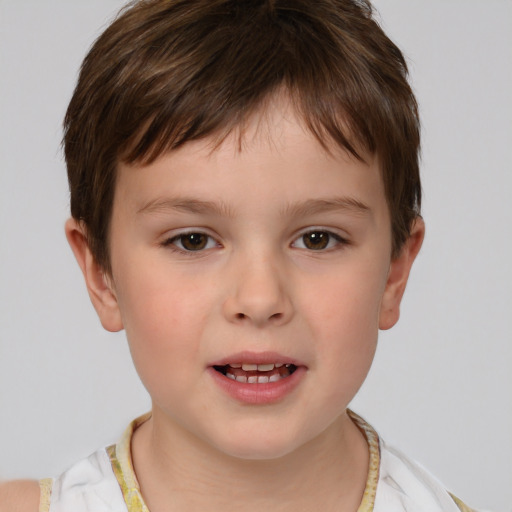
top-left (64, 0), bottom-right (421, 272)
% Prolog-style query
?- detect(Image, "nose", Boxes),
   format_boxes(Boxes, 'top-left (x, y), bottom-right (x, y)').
top-left (222, 252), bottom-right (294, 327)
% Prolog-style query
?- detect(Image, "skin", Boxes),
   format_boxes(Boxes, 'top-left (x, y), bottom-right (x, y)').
top-left (7, 98), bottom-right (423, 512)
top-left (0, 481), bottom-right (39, 512)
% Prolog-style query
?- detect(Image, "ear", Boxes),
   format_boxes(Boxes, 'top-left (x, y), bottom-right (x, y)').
top-left (65, 218), bottom-right (123, 332)
top-left (379, 218), bottom-right (425, 330)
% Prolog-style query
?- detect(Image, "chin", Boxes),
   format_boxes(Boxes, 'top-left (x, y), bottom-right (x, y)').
top-left (207, 425), bottom-right (310, 461)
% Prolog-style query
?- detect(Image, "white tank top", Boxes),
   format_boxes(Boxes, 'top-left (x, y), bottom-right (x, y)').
top-left (39, 411), bottom-right (476, 512)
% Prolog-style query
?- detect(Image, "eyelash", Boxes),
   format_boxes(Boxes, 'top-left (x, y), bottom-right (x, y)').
top-left (161, 229), bottom-right (349, 253)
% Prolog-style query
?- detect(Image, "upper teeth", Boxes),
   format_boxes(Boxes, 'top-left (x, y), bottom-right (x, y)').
top-left (230, 363), bottom-right (283, 371)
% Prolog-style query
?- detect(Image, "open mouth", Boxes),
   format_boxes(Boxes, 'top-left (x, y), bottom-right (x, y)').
top-left (213, 363), bottom-right (298, 384)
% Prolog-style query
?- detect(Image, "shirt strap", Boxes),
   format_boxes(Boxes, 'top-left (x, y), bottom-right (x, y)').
top-left (347, 409), bottom-right (380, 512)
top-left (450, 492), bottom-right (478, 512)
top-left (38, 478), bottom-right (52, 512)
top-left (107, 412), bottom-right (152, 512)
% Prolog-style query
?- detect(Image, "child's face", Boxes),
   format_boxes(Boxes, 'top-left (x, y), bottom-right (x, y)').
top-left (74, 100), bottom-right (420, 460)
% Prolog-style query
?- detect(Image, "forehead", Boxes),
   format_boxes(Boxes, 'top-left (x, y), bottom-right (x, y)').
top-left (123, 90), bottom-right (373, 169)
top-left (135, 93), bottom-right (371, 160)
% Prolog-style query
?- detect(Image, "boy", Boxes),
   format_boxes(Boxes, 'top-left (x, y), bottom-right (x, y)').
top-left (0, 0), bottom-right (482, 510)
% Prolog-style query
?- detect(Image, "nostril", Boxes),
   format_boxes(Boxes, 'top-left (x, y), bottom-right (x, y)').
top-left (235, 312), bottom-right (282, 321)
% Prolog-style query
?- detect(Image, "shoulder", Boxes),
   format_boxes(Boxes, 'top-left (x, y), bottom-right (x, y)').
top-left (376, 440), bottom-right (478, 511)
top-left (0, 480), bottom-right (40, 512)
top-left (48, 447), bottom-right (128, 511)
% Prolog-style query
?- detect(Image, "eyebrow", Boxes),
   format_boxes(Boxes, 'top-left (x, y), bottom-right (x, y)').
top-left (137, 197), bottom-right (235, 217)
top-left (281, 197), bottom-right (372, 218)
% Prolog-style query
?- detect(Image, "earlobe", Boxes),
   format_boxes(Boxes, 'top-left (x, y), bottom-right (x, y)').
top-left (379, 218), bottom-right (425, 330)
top-left (65, 218), bottom-right (123, 332)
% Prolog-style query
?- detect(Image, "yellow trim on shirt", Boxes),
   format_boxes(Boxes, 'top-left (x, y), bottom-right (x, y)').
top-left (348, 410), bottom-right (380, 512)
top-left (38, 478), bottom-right (52, 512)
top-left (107, 412), bottom-right (152, 512)
top-left (450, 492), bottom-right (477, 512)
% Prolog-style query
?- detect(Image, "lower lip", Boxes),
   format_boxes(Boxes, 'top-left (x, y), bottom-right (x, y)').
top-left (207, 366), bottom-right (306, 405)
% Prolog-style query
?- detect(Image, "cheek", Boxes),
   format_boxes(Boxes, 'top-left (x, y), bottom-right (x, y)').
top-left (316, 291), bottom-right (379, 377)
top-left (301, 263), bottom-right (386, 394)
top-left (305, 263), bottom-right (387, 340)
top-left (112, 263), bottom-right (215, 387)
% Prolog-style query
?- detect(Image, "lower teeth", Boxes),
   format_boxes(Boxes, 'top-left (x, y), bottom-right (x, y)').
top-left (219, 364), bottom-right (296, 384)
top-left (232, 374), bottom-right (276, 383)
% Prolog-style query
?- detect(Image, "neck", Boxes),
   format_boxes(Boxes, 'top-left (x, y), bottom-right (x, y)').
top-left (131, 409), bottom-right (369, 512)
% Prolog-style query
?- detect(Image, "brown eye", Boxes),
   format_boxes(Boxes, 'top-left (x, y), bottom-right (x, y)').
top-left (180, 233), bottom-right (207, 251)
top-left (169, 232), bottom-right (217, 251)
top-left (302, 231), bottom-right (330, 250)
top-left (292, 230), bottom-right (346, 251)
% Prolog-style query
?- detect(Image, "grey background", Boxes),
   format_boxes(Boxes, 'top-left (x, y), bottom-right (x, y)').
top-left (0, 1), bottom-right (510, 511)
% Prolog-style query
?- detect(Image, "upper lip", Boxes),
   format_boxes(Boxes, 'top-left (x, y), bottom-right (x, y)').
top-left (209, 351), bottom-right (305, 368)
